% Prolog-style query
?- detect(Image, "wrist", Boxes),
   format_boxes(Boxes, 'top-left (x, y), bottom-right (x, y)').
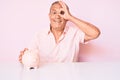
top-left (67, 14), bottom-right (74, 21)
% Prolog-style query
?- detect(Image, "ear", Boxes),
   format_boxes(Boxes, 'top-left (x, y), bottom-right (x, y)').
top-left (48, 13), bottom-right (51, 18)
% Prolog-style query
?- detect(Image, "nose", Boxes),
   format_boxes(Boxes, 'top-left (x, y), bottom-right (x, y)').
top-left (55, 14), bottom-right (61, 19)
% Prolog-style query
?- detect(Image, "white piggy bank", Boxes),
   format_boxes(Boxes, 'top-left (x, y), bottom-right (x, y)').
top-left (22, 50), bottom-right (40, 70)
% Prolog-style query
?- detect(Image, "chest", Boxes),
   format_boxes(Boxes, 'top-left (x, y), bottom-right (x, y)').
top-left (38, 33), bottom-right (78, 55)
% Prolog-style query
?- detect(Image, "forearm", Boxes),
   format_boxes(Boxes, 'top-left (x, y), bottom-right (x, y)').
top-left (68, 15), bottom-right (100, 39)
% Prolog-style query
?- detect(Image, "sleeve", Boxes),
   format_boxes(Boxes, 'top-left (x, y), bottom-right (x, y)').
top-left (76, 29), bottom-right (88, 44)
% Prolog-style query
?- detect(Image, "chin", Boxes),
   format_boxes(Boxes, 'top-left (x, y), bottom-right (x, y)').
top-left (55, 25), bottom-right (63, 28)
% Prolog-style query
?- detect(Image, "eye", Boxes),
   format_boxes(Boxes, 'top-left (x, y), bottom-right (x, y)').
top-left (53, 11), bottom-right (57, 14)
top-left (60, 11), bottom-right (64, 15)
top-left (51, 11), bottom-right (57, 14)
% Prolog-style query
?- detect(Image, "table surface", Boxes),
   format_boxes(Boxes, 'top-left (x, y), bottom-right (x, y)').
top-left (0, 62), bottom-right (120, 80)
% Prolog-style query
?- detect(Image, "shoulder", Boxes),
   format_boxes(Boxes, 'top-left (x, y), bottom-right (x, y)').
top-left (67, 25), bottom-right (85, 43)
top-left (33, 28), bottom-right (49, 39)
top-left (36, 28), bottom-right (49, 35)
top-left (67, 25), bottom-right (84, 35)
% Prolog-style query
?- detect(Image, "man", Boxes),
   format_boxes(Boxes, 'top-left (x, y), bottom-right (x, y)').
top-left (19, 1), bottom-right (100, 64)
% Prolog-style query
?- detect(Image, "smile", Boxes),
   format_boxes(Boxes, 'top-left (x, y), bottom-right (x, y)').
top-left (53, 20), bottom-right (62, 23)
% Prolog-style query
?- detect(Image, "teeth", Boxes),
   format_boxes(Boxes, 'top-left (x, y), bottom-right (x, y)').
top-left (54, 20), bottom-right (61, 23)
top-left (55, 20), bottom-right (61, 22)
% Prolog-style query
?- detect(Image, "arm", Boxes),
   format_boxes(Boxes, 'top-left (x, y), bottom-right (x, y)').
top-left (68, 16), bottom-right (100, 42)
top-left (59, 1), bottom-right (100, 42)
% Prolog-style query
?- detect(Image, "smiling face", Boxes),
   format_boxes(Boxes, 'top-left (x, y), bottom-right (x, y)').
top-left (49, 2), bottom-right (67, 31)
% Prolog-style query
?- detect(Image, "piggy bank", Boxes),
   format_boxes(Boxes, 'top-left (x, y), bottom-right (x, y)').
top-left (22, 50), bottom-right (40, 70)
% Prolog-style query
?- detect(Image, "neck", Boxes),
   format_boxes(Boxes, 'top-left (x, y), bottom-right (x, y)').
top-left (50, 26), bottom-right (64, 43)
top-left (50, 25), bottom-right (64, 35)
top-left (51, 27), bottom-right (64, 36)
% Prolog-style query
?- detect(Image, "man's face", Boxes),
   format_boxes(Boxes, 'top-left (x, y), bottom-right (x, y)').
top-left (49, 3), bottom-right (67, 30)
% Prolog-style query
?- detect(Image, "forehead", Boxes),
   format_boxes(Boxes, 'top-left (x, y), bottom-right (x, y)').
top-left (50, 3), bottom-right (62, 10)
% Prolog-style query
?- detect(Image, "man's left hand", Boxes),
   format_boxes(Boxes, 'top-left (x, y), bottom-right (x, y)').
top-left (59, 1), bottom-right (72, 20)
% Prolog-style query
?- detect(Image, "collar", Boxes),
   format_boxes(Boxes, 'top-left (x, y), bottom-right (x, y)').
top-left (47, 26), bottom-right (69, 35)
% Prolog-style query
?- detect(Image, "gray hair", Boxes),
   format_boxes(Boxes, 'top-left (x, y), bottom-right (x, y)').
top-left (49, 1), bottom-right (69, 12)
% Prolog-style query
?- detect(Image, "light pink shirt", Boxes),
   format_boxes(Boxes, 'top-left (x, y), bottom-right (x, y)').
top-left (28, 26), bottom-right (85, 63)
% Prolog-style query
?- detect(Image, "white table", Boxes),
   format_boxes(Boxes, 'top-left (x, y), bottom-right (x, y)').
top-left (0, 62), bottom-right (120, 80)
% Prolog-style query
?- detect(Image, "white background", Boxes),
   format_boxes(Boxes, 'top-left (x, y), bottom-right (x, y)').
top-left (0, 0), bottom-right (120, 63)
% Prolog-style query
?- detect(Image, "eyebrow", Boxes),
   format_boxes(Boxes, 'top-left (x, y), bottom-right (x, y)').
top-left (51, 8), bottom-right (56, 11)
top-left (50, 8), bottom-right (60, 12)
top-left (50, 7), bottom-right (61, 13)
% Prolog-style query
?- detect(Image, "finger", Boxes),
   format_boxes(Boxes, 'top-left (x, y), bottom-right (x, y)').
top-left (18, 56), bottom-right (22, 63)
top-left (19, 48), bottom-right (28, 63)
top-left (59, 8), bottom-right (65, 15)
top-left (19, 48), bottom-right (28, 61)
top-left (24, 48), bottom-right (28, 52)
top-left (59, 1), bottom-right (67, 9)
top-left (19, 57), bottom-right (21, 61)
top-left (20, 51), bottom-right (24, 57)
top-left (20, 48), bottom-right (28, 55)
top-left (19, 58), bottom-right (22, 63)
top-left (20, 48), bottom-right (27, 53)
top-left (18, 54), bottom-right (22, 60)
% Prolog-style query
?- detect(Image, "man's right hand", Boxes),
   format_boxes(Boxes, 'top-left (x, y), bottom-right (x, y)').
top-left (18, 48), bottom-right (28, 63)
